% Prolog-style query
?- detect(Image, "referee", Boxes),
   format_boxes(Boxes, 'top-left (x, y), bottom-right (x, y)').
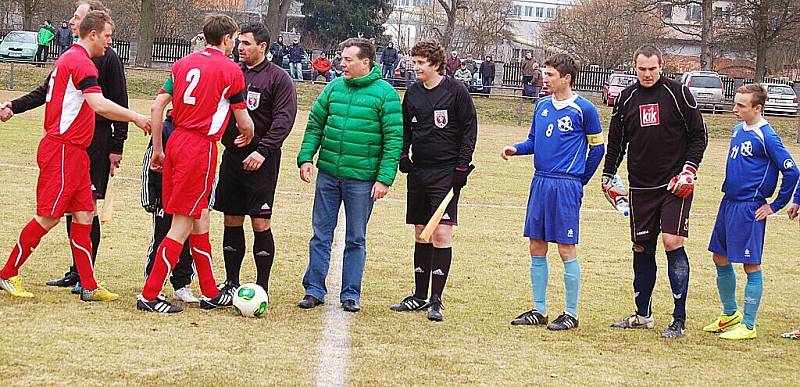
top-left (602, 45), bottom-right (707, 338)
top-left (4, 0), bottom-right (128, 293)
top-left (389, 39), bottom-right (477, 322)
top-left (211, 23), bottom-right (297, 299)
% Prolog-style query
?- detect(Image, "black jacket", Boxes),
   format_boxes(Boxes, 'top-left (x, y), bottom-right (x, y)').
top-left (381, 47), bottom-right (398, 65)
top-left (480, 61), bottom-right (495, 78)
top-left (56, 27), bottom-right (72, 46)
top-left (286, 44), bottom-right (305, 63)
top-left (269, 41), bottom-right (284, 64)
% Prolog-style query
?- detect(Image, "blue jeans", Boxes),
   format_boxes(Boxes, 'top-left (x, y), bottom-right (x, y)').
top-left (289, 62), bottom-right (303, 80)
top-left (303, 171), bottom-right (375, 303)
top-left (382, 63), bottom-right (396, 80)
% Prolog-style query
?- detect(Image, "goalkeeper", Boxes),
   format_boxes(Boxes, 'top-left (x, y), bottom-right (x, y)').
top-left (601, 45), bottom-right (707, 339)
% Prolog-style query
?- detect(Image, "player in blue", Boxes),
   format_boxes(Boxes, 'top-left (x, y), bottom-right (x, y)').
top-left (501, 54), bottom-right (605, 330)
top-left (703, 84), bottom-right (799, 340)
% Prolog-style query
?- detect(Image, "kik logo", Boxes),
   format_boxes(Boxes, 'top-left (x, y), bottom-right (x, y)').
top-left (639, 103), bottom-right (660, 127)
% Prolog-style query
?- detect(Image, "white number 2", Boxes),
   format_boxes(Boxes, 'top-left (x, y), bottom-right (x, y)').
top-left (183, 68), bottom-right (201, 105)
top-left (45, 67), bottom-right (58, 103)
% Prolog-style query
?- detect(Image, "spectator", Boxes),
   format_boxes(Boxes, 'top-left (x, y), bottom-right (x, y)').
top-left (35, 20), bottom-right (56, 64)
top-left (446, 50), bottom-right (460, 77)
top-left (55, 21), bottom-right (72, 56)
top-left (521, 52), bottom-right (536, 97)
top-left (331, 51), bottom-right (343, 80)
top-left (286, 37), bottom-right (306, 81)
top-left (531, 61), bottom-right (543, 99)
top-left (399, 50), bottom-right (416, 87)
top-left (311, 52), bottom-right (333, 83)
top-left (454, 62), bottom-right (472, 86)
top-left (381, 42), bottom-right (399, 81)
top-left (463, 53), bottom-right (477, 76)
top-left (479, 55), bottom-right (496, 95)
top-left (269, 35), bottom-right (285, 66)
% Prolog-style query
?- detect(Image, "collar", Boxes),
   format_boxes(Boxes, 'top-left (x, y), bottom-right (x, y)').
top-left (551, 93), bottom-right (578, 110)
top-left (75, 42), bottom-right (92, 57)
top-left (204, 46), bottom-right (225, 55)
top-left (241, 57), bottom-right (269, 72)
top-left (743, 118), bottom-right (768, 131)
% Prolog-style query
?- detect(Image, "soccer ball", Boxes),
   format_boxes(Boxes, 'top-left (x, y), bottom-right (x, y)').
top-left (232, 283), bottom-right (268, 318)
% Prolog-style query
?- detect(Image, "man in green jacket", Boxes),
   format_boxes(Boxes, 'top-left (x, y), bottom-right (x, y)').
top-left (35, 20), bottom-right (56, 64)
top-left (297, 37), bottom-right (403, 313)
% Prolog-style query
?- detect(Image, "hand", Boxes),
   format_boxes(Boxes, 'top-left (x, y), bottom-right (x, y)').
top-left (0, 102), bottom-right (12, 122)
top-left (108, 153), bottom-right (122, 177)
top-left (150, 149), bottom-right (165, 172)
top-left (667, 164), bottom-right (696, 199)
top-left (788, 203), bottom-right (799, 220)
top-left (371, 181), bottom-right (389, 201)
top-left (601, 173), bottom-right (627, 208)
top-left (234, 134), bottom-right (251, 148)
top-left (299, 162), bottom-right (313, 183)
top-left (133, 114), bottom-right (151, 134)
top-left (755, 203), bottom-right (774, 221)
top-left (451, 165), bottom-right (474, 188)
top-left (501, 146), bottom-right (516, 160)
top-left (399, 154), bottom-right (413, 173)
top-left (242, 151), bottom-right (265, 171)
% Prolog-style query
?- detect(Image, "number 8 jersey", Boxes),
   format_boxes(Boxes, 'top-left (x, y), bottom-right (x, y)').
top-left (160, 47), bottom-right (246, 141)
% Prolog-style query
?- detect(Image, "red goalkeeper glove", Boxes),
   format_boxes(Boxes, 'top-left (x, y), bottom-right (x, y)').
top-left (667, 164), bottom-right (697, 199)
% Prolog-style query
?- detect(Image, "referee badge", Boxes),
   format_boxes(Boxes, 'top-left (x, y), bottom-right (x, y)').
top-left (434, 110), bottom-right (448, 128)
top-left (247, 91), bottom-right (261, 111)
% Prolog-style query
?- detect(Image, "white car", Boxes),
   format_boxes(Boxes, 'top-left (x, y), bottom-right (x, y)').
top-left (680, 71), bottom-right (725, 112)
top-left (763, 82), bottom-right (799, 116)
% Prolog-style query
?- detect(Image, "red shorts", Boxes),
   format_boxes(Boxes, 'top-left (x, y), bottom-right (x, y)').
top-left (36, 136), bottom-right (94, 218)
top-left (163, 130), bottom-right (218, 219)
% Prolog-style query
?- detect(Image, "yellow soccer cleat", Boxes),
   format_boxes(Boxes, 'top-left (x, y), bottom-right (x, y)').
top-left (720, 324), bottom-right (757, 340)
top-left (703, 310), bottom-right (743, 333)
top-left (80, 286), bottom-right (119, 302)
top-left (0, 276), bottom-right (34, 298)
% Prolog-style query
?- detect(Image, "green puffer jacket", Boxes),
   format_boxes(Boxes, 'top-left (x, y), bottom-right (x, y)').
top-left (297, 64), bottom-right (403, 186)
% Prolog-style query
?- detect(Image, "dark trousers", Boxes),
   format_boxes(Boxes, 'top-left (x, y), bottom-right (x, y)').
top-left (144, 209), bottom-right (194, 290)
top-left (482, 76), bottom-right (494, 95)
top-left (35, 45), bottom-right (49, 63)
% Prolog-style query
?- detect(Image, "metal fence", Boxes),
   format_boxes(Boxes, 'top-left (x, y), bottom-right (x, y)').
top-left (151, 37), bottom-right (191, 62)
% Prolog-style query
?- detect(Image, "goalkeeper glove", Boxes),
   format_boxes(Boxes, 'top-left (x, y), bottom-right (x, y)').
top-left (667, 164), bottom-right (697, 199)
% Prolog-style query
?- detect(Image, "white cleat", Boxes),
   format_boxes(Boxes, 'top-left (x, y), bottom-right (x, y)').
top-left (172, 287), bottom-right (200, 303)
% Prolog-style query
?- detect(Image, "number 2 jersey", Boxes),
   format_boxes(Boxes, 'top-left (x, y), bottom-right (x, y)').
top-left (722, 119), bottom-right (799, 211)
top-left (160, 47), bottom-right (246, 141)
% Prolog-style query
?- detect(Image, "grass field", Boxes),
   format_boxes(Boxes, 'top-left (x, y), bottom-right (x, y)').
top-left (1, 87), bottom-right (799, 385)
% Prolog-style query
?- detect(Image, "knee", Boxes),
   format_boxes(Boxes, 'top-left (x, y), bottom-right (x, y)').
top-left (251, 218), bottom-right (271, 233)
top-left (632, 239), bottom-right (657, 256)
top-left (557, 244), bottom-right (576, 260)
top-left (712, 254), bottom-right (728, 266)
top-left (662, 234), bottom-right (684, 252)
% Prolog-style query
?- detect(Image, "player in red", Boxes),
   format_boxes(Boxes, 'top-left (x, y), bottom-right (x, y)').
top-left (138, 14), bottom-right (254, 313)
top-left (0, 10), bottom-right (150, 301)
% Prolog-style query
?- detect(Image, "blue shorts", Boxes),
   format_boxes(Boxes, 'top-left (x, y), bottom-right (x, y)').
top-left (524, 172), bottom-right (583, 244)
top-left (708, 199), bottom-right (766, 264)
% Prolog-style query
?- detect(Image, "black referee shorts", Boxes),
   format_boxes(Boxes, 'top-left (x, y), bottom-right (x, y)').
top-left (88, 122), bottom-right (112, 199)
top-left (629, 188), bottom-right (692, 243)
top-left (212, 148), bottom-right (281, 219)
top-left (406, 166), bottom-right (460, 226)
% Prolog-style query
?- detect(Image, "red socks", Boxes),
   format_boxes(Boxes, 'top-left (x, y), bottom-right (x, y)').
top-left (141, 237), bottom-right (182, 301)
top-left (0, 219), bottom-right (48, 279)
top-left (190, 233), bottom-right (219, 298)
top-left (69, 222), bottom-right (98, 290)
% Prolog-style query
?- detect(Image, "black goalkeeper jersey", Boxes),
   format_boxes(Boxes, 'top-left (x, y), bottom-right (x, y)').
top-left (402, 76), bottom-right (477, 168)
top-left (603, 76), bottom-right (707, 189)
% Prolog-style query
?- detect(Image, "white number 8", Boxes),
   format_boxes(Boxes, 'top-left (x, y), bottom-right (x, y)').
top-left (546, 123), bottom-right (554, 137)
top-left (183, 68), bottom-right (201, 105)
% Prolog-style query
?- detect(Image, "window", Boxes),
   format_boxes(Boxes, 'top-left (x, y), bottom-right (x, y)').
top-left (509, 5), bottom-right (522, 16)
top-left (685, 4), bottom-right (702, 22)
top-left (536, 7), bottom-right (544, 18)
top-left (525, 6), bottom-right (534, 16)
top-left (546, 7), bottom-right (555, 18)
top-left (661, 4), bottom-right (673, 19)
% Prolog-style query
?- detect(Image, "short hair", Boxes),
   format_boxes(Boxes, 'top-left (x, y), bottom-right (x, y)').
top-left (46, 20), bottom-right (52, 24)
top-left (203, 14), bottom-right (238, 46)
top-left (340, 37), bottom-right (376, 67)
top-left (240, 22), bottom-right (270, 45)
top-left (736, 83), bottom-right (768, 109)
top-left (544, 53), bottom-right (578, 86)
top-left (76, 0), bottom-right (110, 14)
top-left (78, 10), bottom-right (113, 38)
top-left (409, 39), bottom-right (445, 74)
top-left (634, 44), bottom-right (663, 65)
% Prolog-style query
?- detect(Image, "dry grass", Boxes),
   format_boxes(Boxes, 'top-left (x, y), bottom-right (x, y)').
top-left (0, 90), bottom-right (799, 385)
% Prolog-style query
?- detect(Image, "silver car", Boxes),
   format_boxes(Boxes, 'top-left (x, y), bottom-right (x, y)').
top-left (0, 31), bottom-right (38, 61)
top-left (763, 82), bottom-right (799, 116)
top-left (680, 71), bottom-right (725, 112)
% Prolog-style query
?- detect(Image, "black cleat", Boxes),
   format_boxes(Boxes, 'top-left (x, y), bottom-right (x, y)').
top-left (46, 271), bottom-right (79, 287)
top-left (297, 295), bottom-right (324, 309)
top-left (389, 295), bottom-right (427, 312)
top-left (511, 309), bottom-right (548, 325)
top-left (662, 319), bottom-right (686, 339)
top-left (199, 291), bottom-right (234, 310)
top-left (342, 299), bottom-right (361, 313)
top-left (426, 295), bottom-right (444, 322)
top-left (137, 295), bottom-right (183, 313)
top-left (547, 313), bottom-right (579, 331)
top-left (71, 282), bottom-right (83, 295)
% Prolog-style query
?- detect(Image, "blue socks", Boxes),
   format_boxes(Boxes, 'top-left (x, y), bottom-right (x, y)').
top-left (666, 247), bottom-right (690, 321)
top-left (715, 263), bottom-right (738, 315)
top-left (563, 258), bottom-right (581, 318)
top-left (633, 248), bottom-right (657, 317)
top-left (743, 270), bottom-right (763, 330)
top-left (530, 256), bottom-right (548, 315)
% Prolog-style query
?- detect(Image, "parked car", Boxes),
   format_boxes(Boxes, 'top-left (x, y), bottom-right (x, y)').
top-left (279, 52), bottom-right (312, 81)
top-left (0, 31), bottom-right (38, 61)
top-left (680, 71), bottom-right (725, 112)
top-left (602, 73), bottom-right (637, 106)
top-left (763, 82), bottom-right (799, 116)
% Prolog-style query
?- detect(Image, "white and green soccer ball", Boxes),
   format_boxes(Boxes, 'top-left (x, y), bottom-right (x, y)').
top-left (233, 283), bottom-right (268, 318)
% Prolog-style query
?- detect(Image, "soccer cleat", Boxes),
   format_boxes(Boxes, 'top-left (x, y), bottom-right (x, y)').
top-left (0, 276), bottom-right (34, 298)
top-left (200, 291), bottom-right (234, 310)
top-left (780, 328), bottom-right (800, 340)
top-left (662, 319), bottom-right (686, 339)
top-left (426, 295), bottom-right (444, 322)
top-left (137, 295), bottom-right (183, 313)
top-left (172, 287), bottom-right (200, 303)
top-left (71, 281), bottom-right (83, 295)
top-left (703, 311), bottom-right (743, 333)
top-left (389, 295), bottom-right (427, 312)
top-left (547, 313), bottom-right (579, 331)
top-left (610, 314), bottom-right (655, 329)
top-left (80, 286), bottom-right (119, 302)
top-left (720, 324), bottom-right (757, 340)
top-left (511, 309), bottom-right (548, 325)
top-left (46, 271), bottom-right (79, 287)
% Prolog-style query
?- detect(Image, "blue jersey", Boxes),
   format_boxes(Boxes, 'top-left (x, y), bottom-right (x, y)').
top-left (514, 95), bottom-right (603, 179)
top-left (722, 119), bottom-right (799, 212)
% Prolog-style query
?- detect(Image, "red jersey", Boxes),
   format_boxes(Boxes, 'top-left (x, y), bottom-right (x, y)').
top-left (161, 48), bottom-right (246, 141)
top-left (43, 44), bottom-right (102, 149)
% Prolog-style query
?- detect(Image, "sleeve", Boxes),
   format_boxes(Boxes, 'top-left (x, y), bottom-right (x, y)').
top-left (455, 84), bottom-right (477, 167)
top-left (257, 73), bottom-right (298, 155)
top-left (764, 130), bottom-right (800, 212)
top-left (297, 84), bottom-right (332, 166)
top-left (679, 84), bottom-right (708, 170)
top-left (580, 102), bottom-right (606, 185)
top-left (513, 106), bottom-right (537, 156)
top-left (401, 95), bottom-right (412, 156)
top-left (375, 87), bottom-right (404, 186)
top-left (602, 88), bottom-right (629, 178)
top-left (74, 61), bottom-right (101, 94)
top-left (11, 77), bottom-right (48, 114)
top-left (104, 51), bottom-right (129, 154)
top-left (159, 74), bottom-right (174, 95)
top-left (227, 71), bottom-right (247, 109)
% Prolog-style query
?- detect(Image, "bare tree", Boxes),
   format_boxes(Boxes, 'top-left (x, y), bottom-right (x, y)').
top-left (640, 0), bottom-right (716, 70)
top-left (435, 0), bottom-right (464, 50)
top-left (542, 0), bottom-right (665, 68)
top-left (263, 0), bottom-right (293, 44)
top-left (456, 0), bottom-right (513, 58)
top-left (135, 0), bottom-right (155, 67)
top-left (13, 0), bottom-right (40, 30)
